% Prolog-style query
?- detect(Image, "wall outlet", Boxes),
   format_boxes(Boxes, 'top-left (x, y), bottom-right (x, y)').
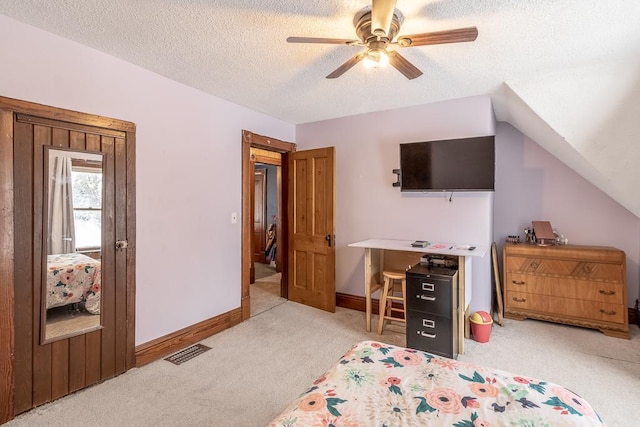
top-left (231, 212), bottom-right (238, 224)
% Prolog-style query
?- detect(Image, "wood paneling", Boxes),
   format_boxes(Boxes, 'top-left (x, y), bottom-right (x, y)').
top-left (2, 98), bottom-right (136, 132)
top-left (0, 110), bottom-right (16, 424)
top-left (31, 124), bottom-right (51, 407)
top-left (125, 131), bottom-right (136, 370)
top-left (114, 136), bottom-right (128, 374)
top-left (68, 335), bottom-right (86, 393)
top-left (1, 95), bottom-right (136, 422)
top-left (11, 119), bottom-right (33, 415)
top-left (51, 340), bottom-right (69, 400)
top-left (101, 136), bottom-right (116, 380)
top-left (85, 331), bottom-right (102, 386)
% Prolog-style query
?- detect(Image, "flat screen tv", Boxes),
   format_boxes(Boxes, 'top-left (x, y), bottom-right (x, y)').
top-left (399, 136), bottom-right (495, 192)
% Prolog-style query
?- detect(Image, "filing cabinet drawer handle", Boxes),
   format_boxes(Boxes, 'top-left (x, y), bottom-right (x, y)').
top-left (512, 297), bottom-right (526, 303)
top-left (512, 280), bottom-right (525, 285)
top-left (598, 290), bottom-right (615, 296)
top-left (422, 319), bottom-right (435, 328)
top-left (419, 295), bottom-right (436, 301)
top-left (421, 282), bottom-right (435, 292)
top-left (599, 309), bottom-right (616, 316)
top-left (419, 331), bottom-right (436, 339)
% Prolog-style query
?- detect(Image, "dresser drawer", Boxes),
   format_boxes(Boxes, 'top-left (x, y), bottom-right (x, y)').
top-left (506, 273), bottom-right (625, 303)
top-left (506, 291), bottom-right (626, 324)
top-left (505, 256), bottom-right (624, 282)
top-left (406, 310), bottom-right (455, 358)
top-left (406, 273), bottom-right (453, 315)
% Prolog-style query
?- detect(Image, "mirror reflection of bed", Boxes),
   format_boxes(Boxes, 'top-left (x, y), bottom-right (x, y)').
top-left (43, 148), bottom-right (103, 342)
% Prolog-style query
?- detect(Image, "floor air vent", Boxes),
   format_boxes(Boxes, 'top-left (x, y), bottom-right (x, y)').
top-left (165, 343), bottom-right (211, 365)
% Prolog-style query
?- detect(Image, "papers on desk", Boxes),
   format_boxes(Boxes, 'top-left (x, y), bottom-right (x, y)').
top-left (426, 243), bottom-right (475, 251)
top-left (427, 243), bottom-right (449, 250)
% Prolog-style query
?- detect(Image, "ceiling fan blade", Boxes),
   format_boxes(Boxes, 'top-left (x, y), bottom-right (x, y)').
top-left (371, 0), bottom-right (397, 37)
top-left (326, 52), bottom-right (367, 79)
top-left (287, 36), bottom-right (359, 45)
top-left (397, 27), bottom-right (478, 47)
top-left (388, 51), bottom-right (423, 80)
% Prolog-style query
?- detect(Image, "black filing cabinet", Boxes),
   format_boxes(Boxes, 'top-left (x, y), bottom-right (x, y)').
top-left (406, 263), bottom-right (459, 359)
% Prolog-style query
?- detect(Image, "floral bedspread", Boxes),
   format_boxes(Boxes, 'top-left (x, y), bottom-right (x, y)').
top-left (46, 253), bottom-right (101, 314)
top-left (269, 340), bottom-right (605, 427)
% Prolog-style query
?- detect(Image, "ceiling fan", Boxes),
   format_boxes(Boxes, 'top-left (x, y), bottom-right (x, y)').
top-left (286, 0), bottom-right (478, 80)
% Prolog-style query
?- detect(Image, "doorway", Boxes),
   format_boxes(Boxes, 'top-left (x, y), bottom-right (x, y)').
top-left (251, 162), bottom-right (284, 316)
top-left (241, 130), bottom-right (337, 320)
top-left (241, 131), bottom-right (293, 320)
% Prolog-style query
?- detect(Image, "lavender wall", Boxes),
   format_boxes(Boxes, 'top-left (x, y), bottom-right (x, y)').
top-left (2, 14), bottom-right (636, 350)
top-left (494, 122), bottom-right (640, 307)
top-left (0, 15), bottom-right (296, 345)
top-left (296, 96), bottom-right (496, 314)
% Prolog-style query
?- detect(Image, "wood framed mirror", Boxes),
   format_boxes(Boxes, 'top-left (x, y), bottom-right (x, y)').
top-left (41, 147), bottom-right (104, 344)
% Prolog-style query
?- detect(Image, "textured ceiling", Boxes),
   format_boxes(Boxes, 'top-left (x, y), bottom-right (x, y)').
top-left (1, 0), bottom-right (640, 216)
top-left (0, 0), bottom-right (638, 124)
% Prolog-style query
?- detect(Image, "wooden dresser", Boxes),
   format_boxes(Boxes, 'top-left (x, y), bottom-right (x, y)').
top-left (503, 243), bottom-right (628, 338)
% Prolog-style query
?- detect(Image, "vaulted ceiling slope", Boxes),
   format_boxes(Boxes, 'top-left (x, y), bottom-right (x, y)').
top-left (1, 1), bottom-right (639, 216)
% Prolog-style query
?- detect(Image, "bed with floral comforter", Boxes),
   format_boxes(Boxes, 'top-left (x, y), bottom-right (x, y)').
top-left (46, 252), bottom-right (101, 314)
top-left (268, 340), bottom-right (604, 427)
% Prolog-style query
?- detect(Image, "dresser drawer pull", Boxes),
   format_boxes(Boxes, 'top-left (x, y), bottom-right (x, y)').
top-left (421, 282), bottom-right (435, 292)
top-left (511, 280), bottom-right (526, 285)
top-left (599, 309), bottom-right (616, 316)
top-left (419, 295), bottom-right (436, 301)
top-left (419, 331), bottom-right (436, 339)
top-left (583, 265), bottom-right (593, 273)
top-left (530, 261), bottom-right (539, 269)
top-left (422, 319), bottom-right (435, 328)
top-left (598, 290), bottom-right (615, 296)
top-left (512, 297), bottom-right (526, 303)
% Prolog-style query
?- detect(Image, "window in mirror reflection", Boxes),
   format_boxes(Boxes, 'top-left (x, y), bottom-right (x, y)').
top-left (44, 150), bottom-right (103, 342)
top-left (71, 162), bottom-right (103, 251)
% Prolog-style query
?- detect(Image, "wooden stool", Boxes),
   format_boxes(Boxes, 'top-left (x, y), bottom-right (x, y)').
top-left (377, 270), bottom-right (407, 334)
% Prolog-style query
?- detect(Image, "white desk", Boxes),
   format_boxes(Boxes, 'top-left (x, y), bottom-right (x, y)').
top-left (348, 239), bottom-right (488, 354)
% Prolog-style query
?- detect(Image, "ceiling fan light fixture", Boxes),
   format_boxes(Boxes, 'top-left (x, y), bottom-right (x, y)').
top-left (363, 48), bottom-right (389, 68)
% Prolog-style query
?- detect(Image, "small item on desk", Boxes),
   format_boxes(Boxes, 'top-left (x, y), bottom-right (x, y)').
top-left (411, 240), bottom-right (429, 247)
top-left (469, 246), bottom-right (476, 251)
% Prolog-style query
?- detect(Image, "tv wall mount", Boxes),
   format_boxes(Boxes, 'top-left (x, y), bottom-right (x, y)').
top-left (392, 168), bottom-right (401, 187)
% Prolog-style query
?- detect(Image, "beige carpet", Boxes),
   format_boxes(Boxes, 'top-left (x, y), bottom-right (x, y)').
top-left (250, 272), bottom-right (286, 317)
top-left (7, 301), bottom-right (639, 427)
top-left (254, 262), bottom-right (277, 280)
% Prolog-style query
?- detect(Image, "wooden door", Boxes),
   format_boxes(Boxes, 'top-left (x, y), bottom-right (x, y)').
top-left (0, 97), bottom-right (135, 421)
top-left (253, 169), bottom-right (267, 264)
top-left (287, 147), bottom-right (336, 312)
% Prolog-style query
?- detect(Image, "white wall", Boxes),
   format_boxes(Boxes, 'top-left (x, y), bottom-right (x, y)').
top-left (0, 15), bottom-right (295, 345)
top-left (494, 122), bottom-right (640, 307)
top-left (296, 96), bottom-right (496, 314)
